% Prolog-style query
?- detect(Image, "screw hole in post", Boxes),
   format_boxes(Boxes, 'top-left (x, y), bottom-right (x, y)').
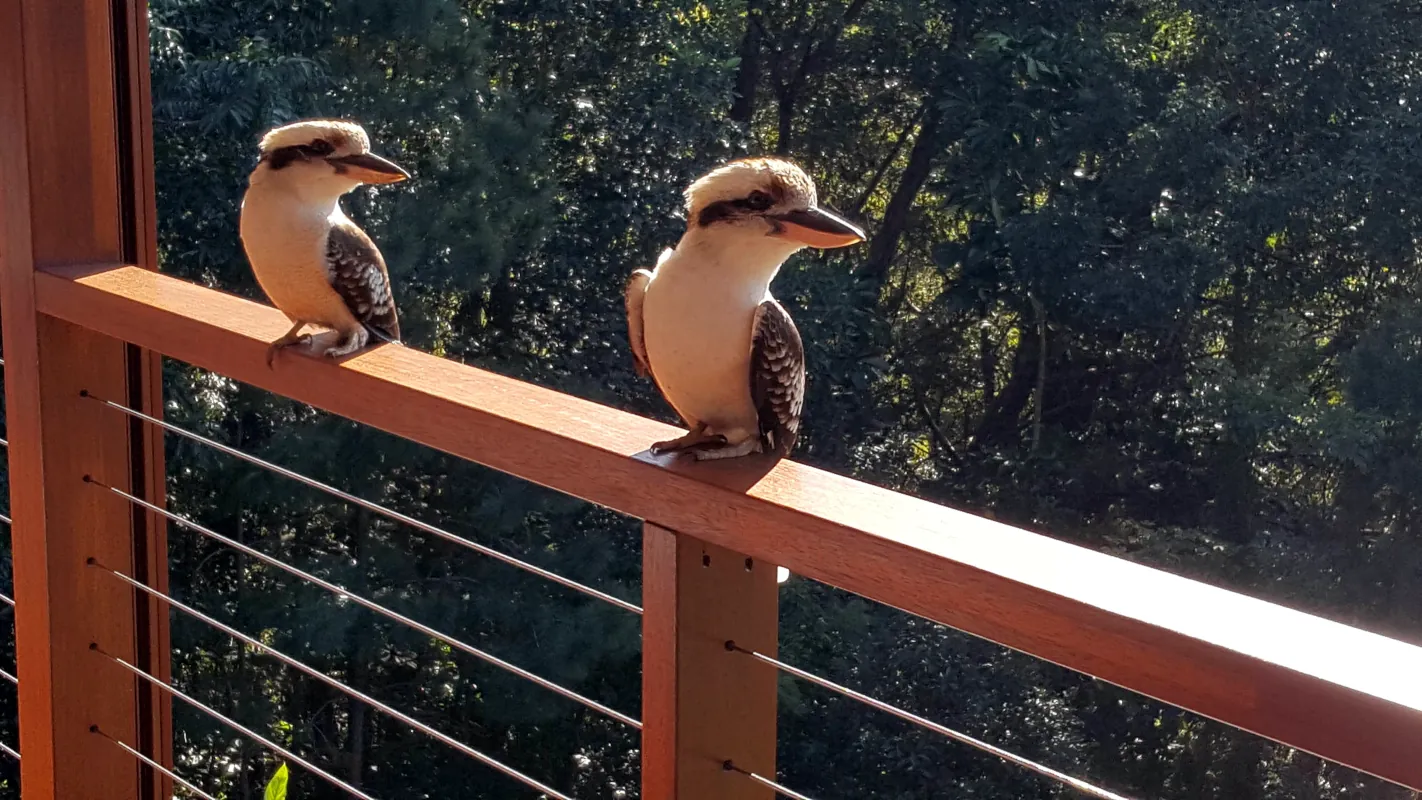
top-left (702, 554), bottom-right (711, 567)
top-left (744, 557), bottom-right (753, 571)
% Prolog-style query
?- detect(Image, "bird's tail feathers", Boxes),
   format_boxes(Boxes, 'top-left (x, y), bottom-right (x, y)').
top-left (364, 323), bottom-right (401, 346)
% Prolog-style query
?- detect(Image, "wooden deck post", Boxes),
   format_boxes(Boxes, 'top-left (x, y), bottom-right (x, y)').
top-left (642, 523), bottom-right (779, 800)
top-left (0, 0), bottom-right (171, 797)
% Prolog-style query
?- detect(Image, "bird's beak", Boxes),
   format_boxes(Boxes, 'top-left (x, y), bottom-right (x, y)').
top-left (773, 206), bottom-right (858, 247)
top-left (771, 206), bottom-right (866, 248)
top-left (328, 152), bottom-right (411, 185)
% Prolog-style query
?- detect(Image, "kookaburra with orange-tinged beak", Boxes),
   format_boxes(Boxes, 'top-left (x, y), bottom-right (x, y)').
top-left (240, 119), bottom-right (409, 367)
top-left (626, 158), bottom-right (866, 460)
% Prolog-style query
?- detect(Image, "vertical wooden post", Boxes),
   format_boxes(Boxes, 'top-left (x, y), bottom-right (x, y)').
top-left (0, 0), bottom-right (171, 798)
top-left (642, 523), bottom-right (778, 800)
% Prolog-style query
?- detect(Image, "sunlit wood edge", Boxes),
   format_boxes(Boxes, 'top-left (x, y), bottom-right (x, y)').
top-left (35, 262), bottom-right (1422, 790)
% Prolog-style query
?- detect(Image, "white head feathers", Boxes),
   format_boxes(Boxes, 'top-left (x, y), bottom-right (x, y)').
top-left (683, 157), bottom-right (818, 219)
top-left (259, 119), bottom-right (370, 157)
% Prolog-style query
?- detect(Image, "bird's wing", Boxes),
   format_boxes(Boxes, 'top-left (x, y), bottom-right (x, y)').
top-left (625, 268), bottom-right (654, 378)
top-left (326, 218), bottom-right (400, 342)
top-left (750, 298), bottom-right (805, 454)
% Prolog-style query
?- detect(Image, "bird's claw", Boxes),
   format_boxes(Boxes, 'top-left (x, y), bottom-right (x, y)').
top-left (321, 329), bottom-right (370, 361)
top-left (265, 334), bottom-right (312, 369)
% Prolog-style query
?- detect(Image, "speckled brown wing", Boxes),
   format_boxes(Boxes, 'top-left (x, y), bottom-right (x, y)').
top-left (326, 218), bottom-right (400, 342)
top-left (625, 269), bottom-right (653, 377)
top-left (750, 299), bottom-right (805, 454)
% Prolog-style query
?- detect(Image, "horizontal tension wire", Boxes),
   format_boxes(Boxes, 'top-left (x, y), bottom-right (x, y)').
top-left (92, 726), bottom-right (217, 800)
top-left (0, 593), bottom-right (12, 608)
top-left (87, 477), bottom-right (641, 730)
top-left (83, 392), bottom-right (641, 615)
top-left (724, 761), bottom-right (819, 800)
top-left (92, 561), bottom-right (575, 800)
top-left (0, 668), bottom-right (14, 686)
top-left (0, 741), bottom-right (16, 761)
top-left (93, 646), bottom-right (379, 800)
top-left (726, 643), bottom-right (1136, 800)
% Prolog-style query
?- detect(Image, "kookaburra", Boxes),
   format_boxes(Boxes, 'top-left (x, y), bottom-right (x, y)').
top-left (626, 158), bottom-right (865, 460)
top-left (240, 118), bottom-right (409, 367)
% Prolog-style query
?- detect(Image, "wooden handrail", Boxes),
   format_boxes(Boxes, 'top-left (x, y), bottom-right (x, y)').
top-left (35, 262), bottom-right (1422, 791)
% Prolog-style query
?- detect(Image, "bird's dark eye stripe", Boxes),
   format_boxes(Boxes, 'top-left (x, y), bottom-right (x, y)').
top-left (696, 192), bottom-right (778, 226)
top-left (697, 199), bottom-right (741, 226)
top-left (263, 141), bottom-right (337, 170)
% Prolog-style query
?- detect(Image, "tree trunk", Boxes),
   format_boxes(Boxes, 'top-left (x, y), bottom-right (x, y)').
top-left (978, 301), bottom-right (996, 403)
top-left (1216, 274), bottom-right (1259, 543)
top-left (972, 313), bottom-right (1039, 451)
top-left (861, 107), bottom-right (942, 285)
top-left (1030, 296), bottom-right (1047, 453)
top-left (730, 0), bottom-right (763, 124)
top-left (775, 88), bottom-right (796, 154)
top-left (851, 103), bottom-right (928, 216)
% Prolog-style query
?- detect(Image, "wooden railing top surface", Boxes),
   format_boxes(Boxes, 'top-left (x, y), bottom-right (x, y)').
top-left (35, 262), bottom-right (1422, 790)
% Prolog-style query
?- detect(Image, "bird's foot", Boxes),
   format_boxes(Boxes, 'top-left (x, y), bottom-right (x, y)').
top-left (322, 328), bottom-right (370, 360)
top-left (265, 334), bottom-right (312, 369)
top-left (650, 428), bottom-right (726, 454)
top-left (690, 438), bottom-right (763, 461)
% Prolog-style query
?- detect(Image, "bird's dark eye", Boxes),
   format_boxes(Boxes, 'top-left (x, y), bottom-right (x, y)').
top-left (744, 190), bottom-right (773, 211)
top-left (307, 139), bottom-right (335, 156)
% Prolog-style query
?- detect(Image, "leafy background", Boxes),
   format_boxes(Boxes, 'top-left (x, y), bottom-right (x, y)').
top-left (5, 0), bottom-right (1422, 797)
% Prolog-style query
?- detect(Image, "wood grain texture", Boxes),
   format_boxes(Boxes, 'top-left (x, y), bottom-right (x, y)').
top-left (36, 262), bottom-right (1422, 791)
top-left (642, 524), bottom-right (777, 800)
top-left (1, 0), bottom-right (171, 796)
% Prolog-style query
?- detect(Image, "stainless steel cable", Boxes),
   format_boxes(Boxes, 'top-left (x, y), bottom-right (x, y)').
top-left (87, 477), bottom-right (641, 730)
top-left (93, 646), bottom-right (380, 800)
top-left (92, 561), bottom-right (577, 800)
top-left (727, 643), bottom-right (1135, 800)
top-left (724, 761), bottom-right (819, 800)
top-left (0, 668), bottom-right (15, 685)
top-left (0, 593), bottom-right (12, 608)
top-left (83, 392), bottom-right (642, 615)
top-left (92, 726), bottom-right (217, 800)
top-left (0, 514), bottom-right (10, 525)
top-left (0, 741), bottom-right (16, 761)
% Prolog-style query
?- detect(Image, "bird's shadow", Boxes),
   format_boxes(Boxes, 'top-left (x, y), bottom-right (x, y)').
top-left (273, 330), bottom-right (399, 366)
top-left (632, 447), bottom-right (784, 494)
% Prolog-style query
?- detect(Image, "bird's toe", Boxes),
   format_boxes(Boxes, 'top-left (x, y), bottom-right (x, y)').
top-left (322, 329), bottom-right (369, 360)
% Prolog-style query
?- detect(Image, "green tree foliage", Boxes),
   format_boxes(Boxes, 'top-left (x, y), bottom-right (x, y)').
top-left (4, 0), bottom-right (1414, 797)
